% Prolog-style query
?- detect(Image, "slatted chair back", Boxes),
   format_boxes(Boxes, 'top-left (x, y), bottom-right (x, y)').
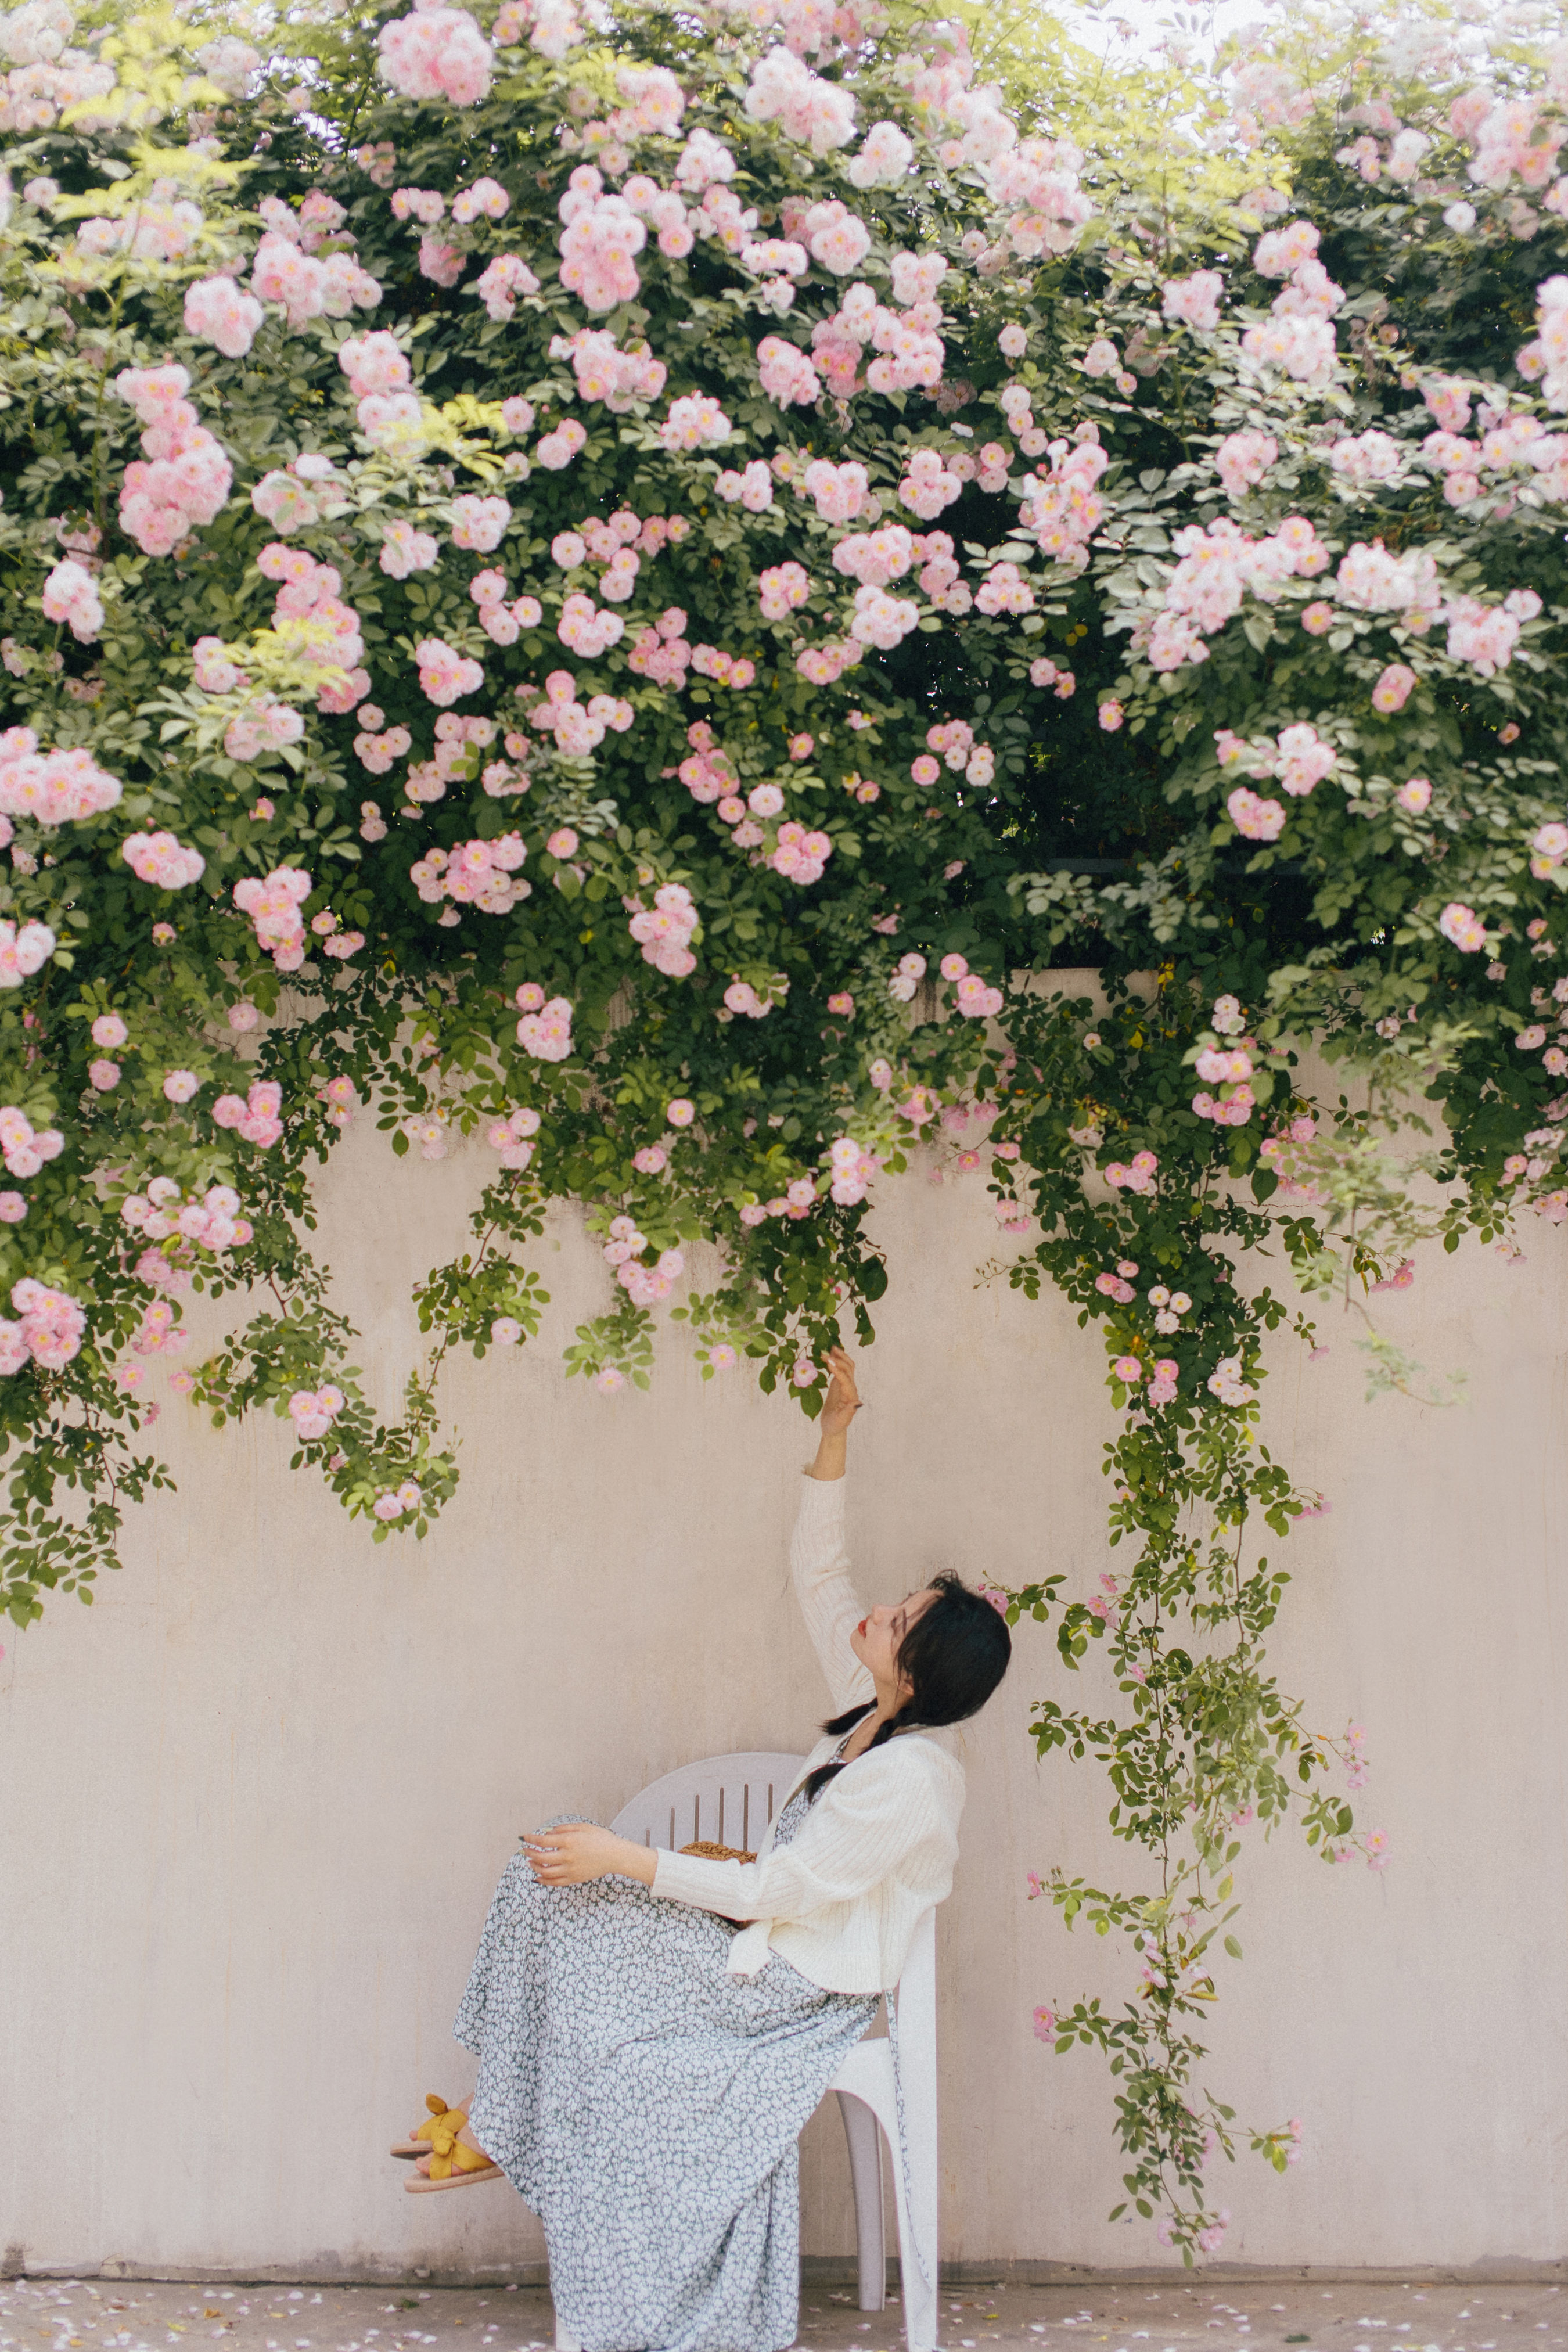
top-left (609, 1749), bottom-right (809, 1857)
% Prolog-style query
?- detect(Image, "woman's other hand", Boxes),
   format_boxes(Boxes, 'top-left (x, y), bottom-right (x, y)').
top-left (522, 1821), bottom-right (656, 1887)
top-left (807, 1345), bottom-right (861, 1479)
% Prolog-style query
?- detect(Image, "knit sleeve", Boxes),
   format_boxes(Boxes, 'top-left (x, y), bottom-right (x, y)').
top-left (790, 1474), bottom-right (876, 1715)
top-left (651, 1741), bottom-right (956, 1922)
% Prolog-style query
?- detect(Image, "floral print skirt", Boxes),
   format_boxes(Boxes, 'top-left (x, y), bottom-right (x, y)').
top-left (453, 1815), bottom-right (878, 2352)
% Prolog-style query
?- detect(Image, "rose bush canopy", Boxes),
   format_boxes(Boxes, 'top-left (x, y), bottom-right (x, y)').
top-left (3, 0), bottom-right (1568, 2254)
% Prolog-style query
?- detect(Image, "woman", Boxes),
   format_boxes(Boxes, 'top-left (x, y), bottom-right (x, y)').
top-left (394, 1346), bottom-right (1011, 2352)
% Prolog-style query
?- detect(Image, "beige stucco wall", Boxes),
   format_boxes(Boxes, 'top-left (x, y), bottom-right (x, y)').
top-left (4, 1040), bottom-right (1568, 2281)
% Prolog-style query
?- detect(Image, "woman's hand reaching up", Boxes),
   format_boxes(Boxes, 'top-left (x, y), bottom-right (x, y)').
top-left (819, 1346), bottom-right (862, 1437)
top-left (808, 1346), bottom-right (862, 1479)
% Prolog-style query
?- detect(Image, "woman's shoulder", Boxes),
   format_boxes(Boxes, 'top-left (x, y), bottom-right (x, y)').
top-left (844, 1727), bottom-right (966, 1801)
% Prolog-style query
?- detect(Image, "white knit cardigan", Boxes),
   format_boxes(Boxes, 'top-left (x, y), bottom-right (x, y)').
top-left (650, 1474), bottom-right (966, 1993)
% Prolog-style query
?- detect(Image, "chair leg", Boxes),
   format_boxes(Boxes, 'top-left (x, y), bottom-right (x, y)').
top-left (835, 2087), bottom-right (887, 2312)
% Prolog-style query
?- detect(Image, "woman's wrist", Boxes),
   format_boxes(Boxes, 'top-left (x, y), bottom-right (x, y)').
top-left (807, 1428), bottom-right (848, 1480)
top-left (615, 1836), bottom-right (657, 1886)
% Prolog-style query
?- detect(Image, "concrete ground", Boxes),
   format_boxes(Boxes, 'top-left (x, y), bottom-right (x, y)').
top-left (4, 2277), bottom-right (1568, 2352)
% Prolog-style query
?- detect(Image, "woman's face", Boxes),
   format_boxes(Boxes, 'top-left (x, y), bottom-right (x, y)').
top-left (850, 1587), bottom-right (940, 1697)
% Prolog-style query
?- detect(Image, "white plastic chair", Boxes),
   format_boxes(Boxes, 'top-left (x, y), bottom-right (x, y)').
top-left (551, 1751), bottom-right (938, 2352)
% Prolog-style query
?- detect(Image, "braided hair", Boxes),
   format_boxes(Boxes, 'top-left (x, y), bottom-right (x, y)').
top-left (800, 1570), bottom-right (1012, 1804)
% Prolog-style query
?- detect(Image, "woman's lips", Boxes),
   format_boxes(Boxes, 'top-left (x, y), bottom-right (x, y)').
top-left (856, 1617), bottom-right (868, 1636)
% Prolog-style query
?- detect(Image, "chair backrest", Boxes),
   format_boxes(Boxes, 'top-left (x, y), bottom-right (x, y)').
top-left (610, 1750), bottom-right (809, 1857)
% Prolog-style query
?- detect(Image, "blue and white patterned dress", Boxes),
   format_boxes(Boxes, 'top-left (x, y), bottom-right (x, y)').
top-left (453, 1770), bottom-right (879, 2352)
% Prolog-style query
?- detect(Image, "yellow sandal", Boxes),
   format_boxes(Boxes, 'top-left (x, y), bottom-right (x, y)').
top-left (391, 2091), bottom-right (462, 2159)
top-left (398, 2098), bottom-right (504, 2193)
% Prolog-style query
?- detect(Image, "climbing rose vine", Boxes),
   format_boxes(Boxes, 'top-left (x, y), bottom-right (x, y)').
top-left (3, 0), bottom-right (1568, 2260)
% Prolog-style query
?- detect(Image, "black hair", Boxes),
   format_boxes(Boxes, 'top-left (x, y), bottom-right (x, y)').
top-left (799, 1570), bottom-right (1012, 1804)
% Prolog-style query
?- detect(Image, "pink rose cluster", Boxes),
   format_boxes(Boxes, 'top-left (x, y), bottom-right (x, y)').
top-left (338, 332), bottom-right (422, 454)
top-left (1207, 1356), bottom-right (1256, 1407)
top-left (558, 593), bottom-right (625, 659)
top-left (1104, 1150), bottom-right (1159, 1195)
top-left (0, 1105), bottom-right (62, 1188)
top-left (491, 0), bottom-right (584, 59)
top-left (678, 722), bottom-right (738, 804)
top-left (717, 458), bottom-right (776, 512)
top-left (249, 193), bottom-right (381, 329)
top-left (887, 951), bottom-right (926, 1004)
top-left (183, 275), bottom-right (265, 359)
top-left (690, 643), bottom-right (756, 688)
top-left (380, 521), bottom-right (440, 579)
top-left (550, 326), bottom-right (666, 409)
top-left (914, 717), bottom-right (993, 789)
top-left (233, 865), bottom-right (312, 972)
top-left (1192, 1031), bottom-right (1257, 1126)
top-left (118, 1297), bottom-right (186, 1387)
top-left (1216, 722), bottom-right (1338, 838)
top-left (40, 557), bottom-right (104, 645)
top-left (409, 833), bottom-right (529, 916)
top-left (0, 920), bottom-right (57, 990)
top-left (250, 452), bottom-right (348, 537)
top-left (603, 1218), bottom-right (686, 1307)
top-left (758, 334), bottom-right (822, 407)
top-left (660, 393), bottom-right (732, 454)
top-left (377, 0), bottom-right (494, 104)
top-left (473, 253), bottom-right (541, 321)
top-left (471, 569), bottom-right (544, 647)
top-left (287, 1384), bottom-right (346, 1443)
top-left (1114, 1354), bottom-right (1179, 1407)
top-left (1241, 220), bottom-right (1342, 387)
top-left (1438, 901), bottom-right (1488, 952)
top-left (793, 638), bottom-right (862, 685)
top-left (1444, 588), bottom-right (1538, 678)
top-left (123, 1178), bottom-right (250, 1256)
top-left (1161, 268), bottom-right (1225, 331)
top-left (390, 186), bottom-right (445, 226)
top-left (1213, 429), bottom-right (1278, 500)
top-left (526, 670), bottom-right (634, 753)
top-left (976, 560), bottom-right (1035, 617)
top-left (486, 1103), bottom-right (541, 1171)
top-left (984, 135), bottom-right (1093, 261)
top-left (739, 1176), bottom-right (819, 1228)
top-left (744, 45), bottom-right (857, 153)
top-left (536, 417), bottom-right (588, 470)
top-left (937, 951), bottom-right (1003, 1019)
top-left (113, 364), bottom-right (233, 558)
top-left (628, 882), bottom-right (699, 976)
top-left (722, 977), bottom-right (778, 1018)
top-left (802, 458), bottom-right (869, 522)
top-left (629, 607), bottom-right (693, 688)
top-left (516, 986), bottom-right (574, 1060)
top-left (123, 830), bottom-right (205, 889)
top-left (1144, 514), bottom-right (1329, 674)
top-left (760, 560), bottom-right (812, 620)
top-left (223, 699), bottom-right (304, 763)
top-left (213, 1080), bottom-right (286, 1148)
top-left (768, 822), bottom-right (833, 884)
top-left (827, 1135), bottom-right (879, 1205)
top-left (0, 1277), bottom-right (86, 1375)
top-left (0, 726), bottom-right (121, 825)
top-left (416, 636), bottom-right (484, 706)
top-left (372, 1480), bottom-right (424, 1522)
top-left (257, 542), bottom-right (368, 713)
top-left (451, 494), bottom-right (512, 553)
top-left (558, 168), bottom-right (647, 311)
top-left (1016, 434), bottom-right (1110, 570)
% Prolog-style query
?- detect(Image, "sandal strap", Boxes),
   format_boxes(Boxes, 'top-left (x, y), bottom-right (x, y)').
top-left (415, 2100), bottom-right (467, 2149)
